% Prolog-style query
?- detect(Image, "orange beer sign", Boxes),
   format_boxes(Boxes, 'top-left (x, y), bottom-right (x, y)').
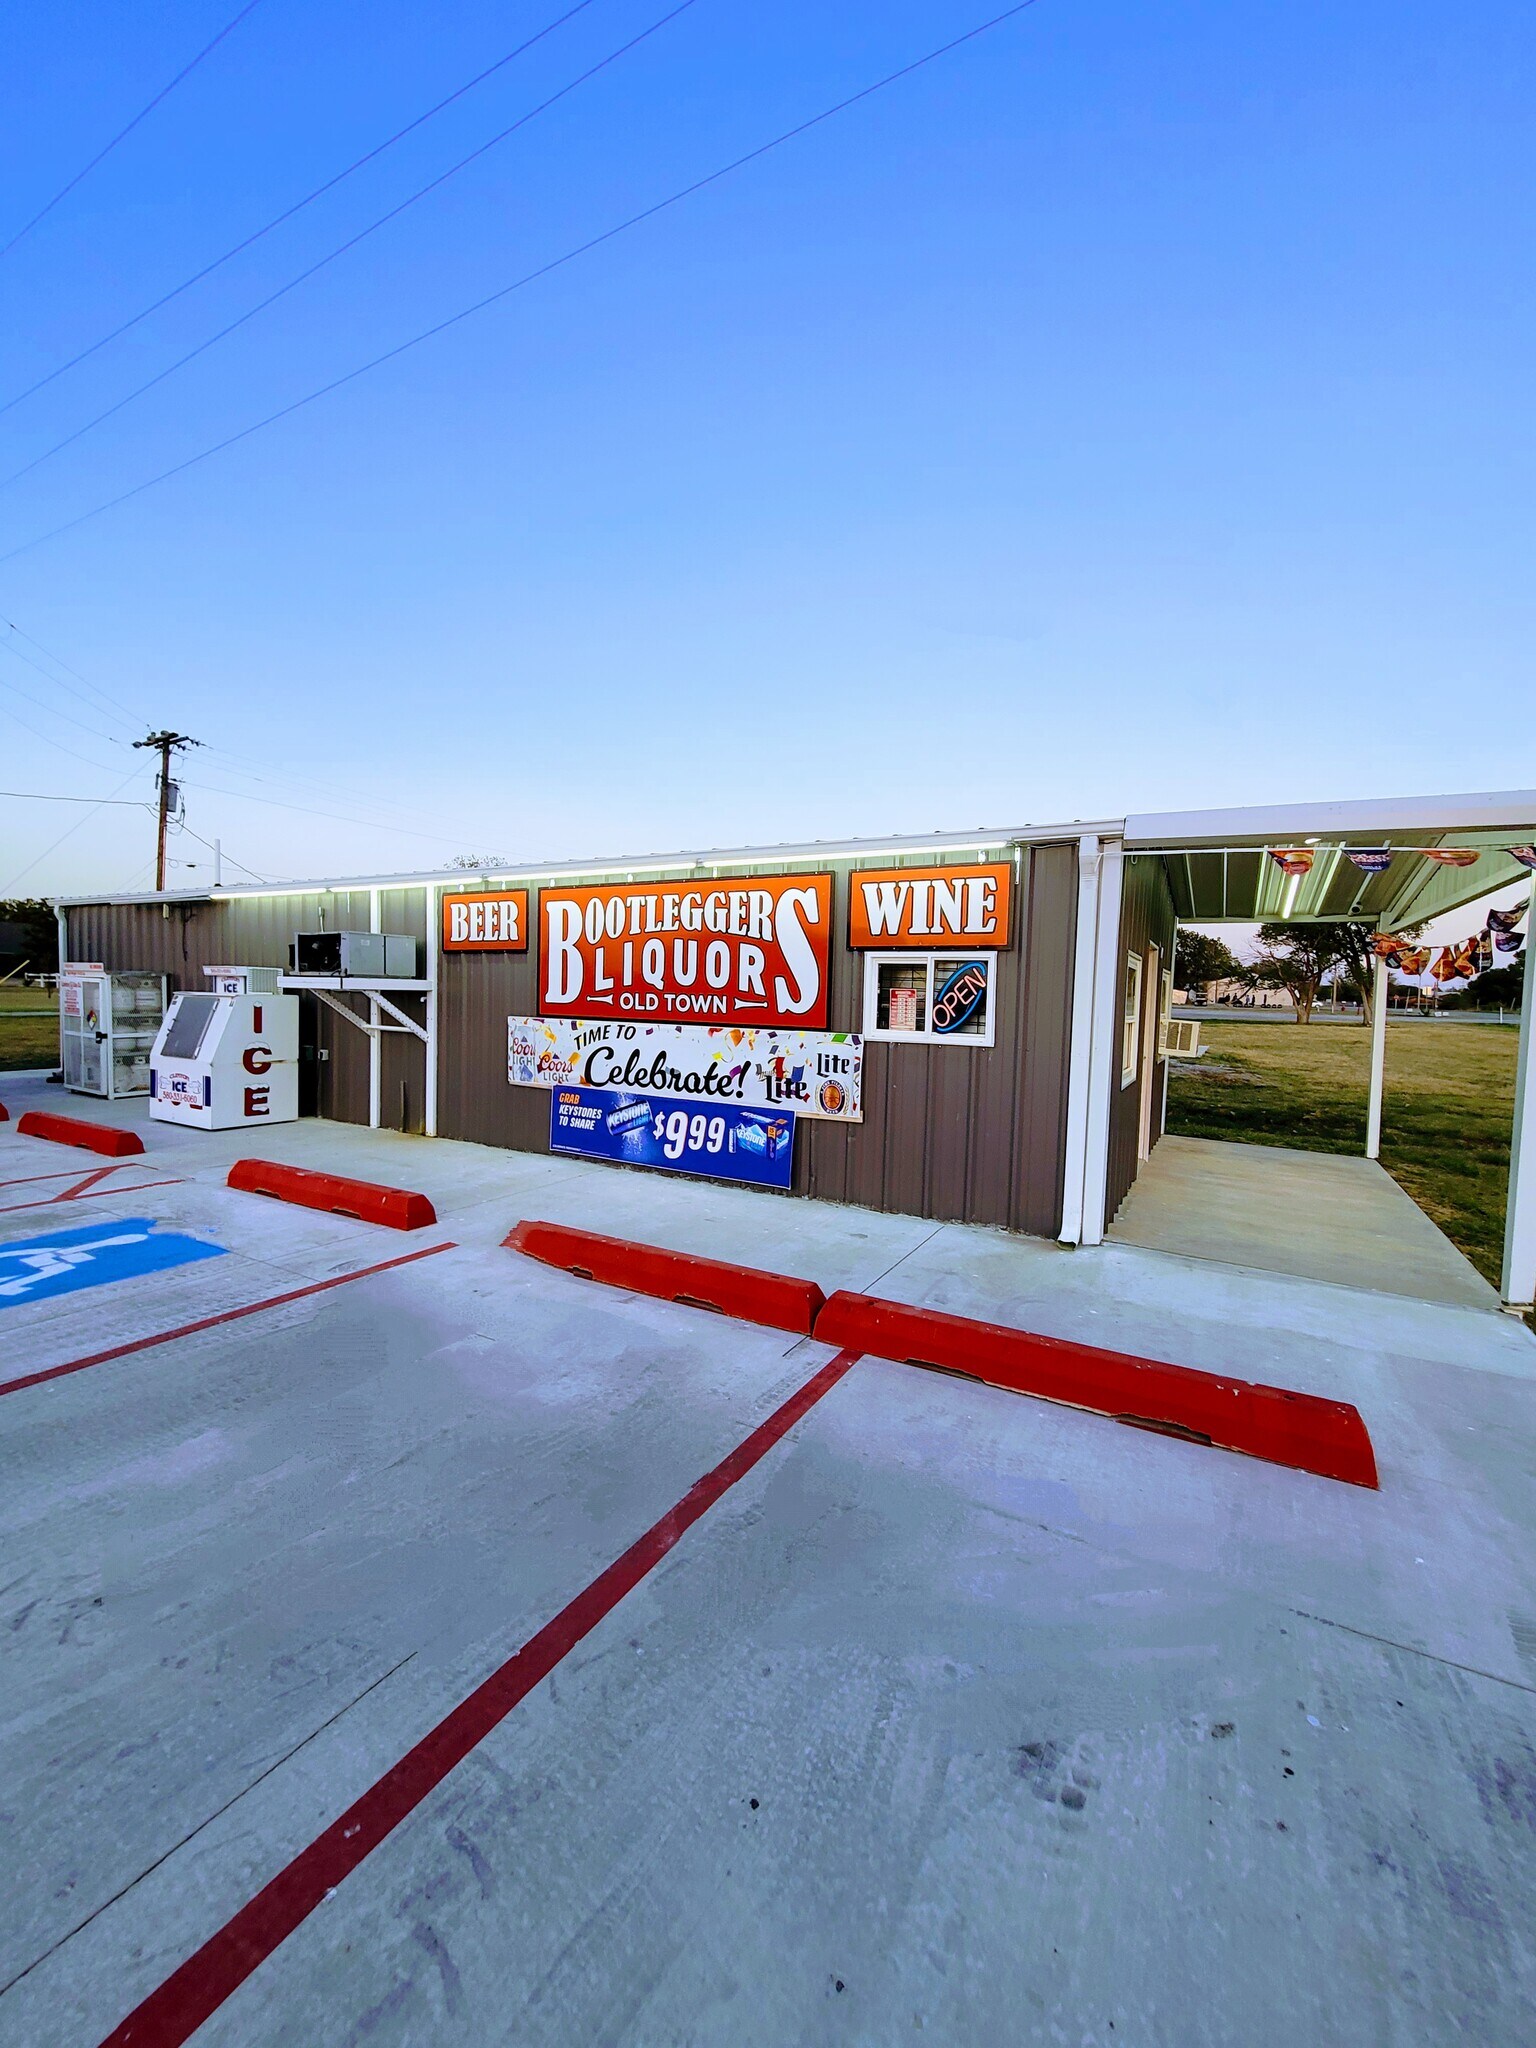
top-left (441, 889), bottom-right (530, 951)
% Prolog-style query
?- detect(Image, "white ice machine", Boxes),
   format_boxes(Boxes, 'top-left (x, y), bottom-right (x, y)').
top-left (149, 989), bottom-right (300, 1130)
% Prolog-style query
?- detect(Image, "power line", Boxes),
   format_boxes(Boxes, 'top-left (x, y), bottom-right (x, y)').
top-left (178, 775), bottom-right (473, 844)
top-left (0, 788), bottom-right (149, 804)
top-left (0, 694), bottom-right (127, 774)
top-left (173, 817), bottom-right (271, 883)
top-left (2, 606), bottom-right (476, 837)
top-left (0, 0), bottom-right (702, 492)
top-left (0, 0), bottom-right (602, 420)
top-left (3, 766), bottom-right (148, 891)
top-left (0, 655), bottom-right (134, 746)
top-left (0, 1), bottom-right (1044, 565)
top-left (0, 1), bottom-right (266, 262)
top-left (0, 615), bottom-right (148, 726)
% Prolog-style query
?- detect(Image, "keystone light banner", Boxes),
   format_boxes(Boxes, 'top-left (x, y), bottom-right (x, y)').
top-left (549, 1088), bottom-right (795, 1191)
top-left (508, 1017), bottom-right (863, 1121)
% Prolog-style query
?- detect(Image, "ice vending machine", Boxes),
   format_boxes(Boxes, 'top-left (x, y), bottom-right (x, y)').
top-left (148, 989), bottom-right (300, 1130)
top-left (60, 970), bottom-right (166, 1098)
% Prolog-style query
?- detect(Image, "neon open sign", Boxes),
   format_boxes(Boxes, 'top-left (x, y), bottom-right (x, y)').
top-left (932, 961), bottom-right (989, 1035)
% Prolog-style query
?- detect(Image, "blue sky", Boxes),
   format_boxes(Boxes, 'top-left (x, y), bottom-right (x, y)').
top-left (0, 0), bottom-right (1530, 893)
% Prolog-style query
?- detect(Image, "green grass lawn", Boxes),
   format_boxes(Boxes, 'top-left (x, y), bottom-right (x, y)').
top-left (1166, 1018), bottom-right (1518, 1287)
top-left (0, 983), bottom-right (59, 1071)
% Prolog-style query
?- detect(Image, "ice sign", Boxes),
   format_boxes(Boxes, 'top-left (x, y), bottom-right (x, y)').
top-left (0, 1217), bottom-right (226, 1309)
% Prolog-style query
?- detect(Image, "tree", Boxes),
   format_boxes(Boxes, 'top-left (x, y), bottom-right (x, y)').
top-left (1174, 929), bottom-right (1240, 994)
top-left (0, 898), bottom-right (59, 978)
top-left (1252, 923), bottom-right (1356, 1024)
top-left (1454, 952), bottom-right (1524, 1011)
top-left (450, 853), bottom-right (512, 871)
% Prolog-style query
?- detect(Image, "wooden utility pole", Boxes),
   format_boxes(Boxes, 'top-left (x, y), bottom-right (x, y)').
top-left (133, 730), bottom-right (199, 889)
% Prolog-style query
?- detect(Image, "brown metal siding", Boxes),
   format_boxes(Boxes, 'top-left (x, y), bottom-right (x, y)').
top-left (65, 845), bottom-right (1080, 1235)
top-left (436, 842), bottom-right (1078, 1237)
top-left (61, 890), bottom-right (425, 1130)
top-left (1104, 854), bottom-right (1176, 1223)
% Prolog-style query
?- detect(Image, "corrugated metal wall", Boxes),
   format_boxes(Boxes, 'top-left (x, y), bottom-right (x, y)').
top-left (63, 890), bottom-right (427, 1132)
top-left (67, 842), bottom-right (1080, 1236)
top-left (1104, 854), bottom-right (1176, 1223)
top-left (439, 841), bottom-right (1079, 1236)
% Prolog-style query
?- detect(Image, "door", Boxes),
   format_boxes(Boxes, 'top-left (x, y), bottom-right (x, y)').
top-left (1137, 945), bottom-right (1160, 1160)
top-left (62, 974), bottom-right (107, 1095)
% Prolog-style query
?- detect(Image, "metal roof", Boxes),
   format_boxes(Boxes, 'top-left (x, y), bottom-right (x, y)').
top-left (1124, 788), bottom-right (1536, 927)
top-left (50, 787), bottom-right (1536, 932)
top-left (49, 817), bottom-right (1124, 908)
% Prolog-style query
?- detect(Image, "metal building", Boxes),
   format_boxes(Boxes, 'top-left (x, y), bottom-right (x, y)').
top-left (51, 787), bottom-right (1536, 1310)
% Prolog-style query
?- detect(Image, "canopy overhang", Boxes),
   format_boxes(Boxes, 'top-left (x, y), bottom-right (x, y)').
top-left (1124, 789), bottom-right (1536, 928)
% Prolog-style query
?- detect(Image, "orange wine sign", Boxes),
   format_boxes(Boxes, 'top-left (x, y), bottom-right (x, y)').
top-left (849, 862), bottom-right (1013, 949)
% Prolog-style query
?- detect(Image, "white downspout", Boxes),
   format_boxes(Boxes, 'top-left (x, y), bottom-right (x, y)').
top-left (1501, 959), bottom-right (1536, 1311)
top-left (1365, 951), bottom-right (1388, 1160)
top-left (1058, 834), bottom-right (1101, 1244)
top-left (424, 883), bottom-right (439, 1139)
top-left (1079, 840), bottom-right (1125, 1247)
top-left (367, 887), bottom-right (381, 1130)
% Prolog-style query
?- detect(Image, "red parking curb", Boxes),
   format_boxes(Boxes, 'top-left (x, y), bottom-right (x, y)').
top-left (814, 1291), bottom-right (1379, 1488)
top-left (227, 1159), bottom-right (437, 1231)
top-left (15, 1110), bottom-right (143, 1157)
top-left (505, 1218), bottom-right (826, 1335)
top-left (0, 1101), bottom-right (9, 1121)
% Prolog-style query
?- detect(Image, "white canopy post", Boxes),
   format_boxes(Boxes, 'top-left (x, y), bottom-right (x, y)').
top-left (1502, 970), bottom-right (1536, 1310)
top-left (1366, 951), bottom-right (1388, 1160)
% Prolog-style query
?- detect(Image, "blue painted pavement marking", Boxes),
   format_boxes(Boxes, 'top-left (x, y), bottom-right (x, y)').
top-left (0, 1217), bottom-right (226, 1308)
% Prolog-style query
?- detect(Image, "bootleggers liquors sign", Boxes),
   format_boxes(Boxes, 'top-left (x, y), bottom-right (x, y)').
top-left (535, 875), bottom-right (832, 1028)
top-left (508, 1017), bottom-right (862, 1121)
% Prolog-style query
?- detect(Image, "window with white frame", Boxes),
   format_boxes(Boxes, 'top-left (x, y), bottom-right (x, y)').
top-left (862, 955), bottom-right (996, 1046)
top-left (1158, 967), bottom-right (1174, 1058)
top-left (1122, 951), bottom-right (1143, 1085)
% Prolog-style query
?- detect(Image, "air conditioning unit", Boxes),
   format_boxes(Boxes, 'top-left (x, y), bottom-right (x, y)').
top-left (290, 932), bottom-right (417, 977)
top-left (1165, 1018), bottom-right (1203, 1059)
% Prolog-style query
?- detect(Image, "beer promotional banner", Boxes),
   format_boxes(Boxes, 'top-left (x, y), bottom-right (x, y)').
top-left (535, 875), bottom-right (833, 1028)
top-left (508, 1016), bottom-right (862, 1121)
top-left (848, 863), bottom-right (1013, 949)
top-left (1268, 849), bottom-right (1315, 877)
top-left (1346, 849), bottom-right (1394, 873)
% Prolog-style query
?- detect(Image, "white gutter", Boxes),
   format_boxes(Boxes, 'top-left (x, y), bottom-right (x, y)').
top-left (1057, 834), bottom-right (1101, 1245)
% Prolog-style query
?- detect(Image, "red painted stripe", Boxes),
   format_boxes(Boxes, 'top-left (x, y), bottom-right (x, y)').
top-left (0, 1179), bottom-right (185, 1204)
top-left (0, 1179), bottom-right (183, 1218)
top-left (0, 1242), bottom-right (456, 1398)
top-left (0, 1165), bottom-right (133, 1191)
top-left (52, 1164), bottom-right (120, 1200)
top-left (100, 1347), bottom-right (862, 2047)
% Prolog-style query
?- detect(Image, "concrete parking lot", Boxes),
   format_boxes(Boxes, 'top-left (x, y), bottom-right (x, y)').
top-left (2, 1070), bottom-right (1535, 2046)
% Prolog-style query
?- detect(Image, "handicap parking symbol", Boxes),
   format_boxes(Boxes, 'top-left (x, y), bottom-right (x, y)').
top-left (0, 1217), bottom-right (226, 1308)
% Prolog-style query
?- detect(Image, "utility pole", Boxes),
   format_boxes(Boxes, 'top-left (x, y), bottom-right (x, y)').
top-left (133, 730), bottom-right (199, 890)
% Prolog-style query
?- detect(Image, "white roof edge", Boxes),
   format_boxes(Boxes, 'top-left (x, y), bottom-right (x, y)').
top-left (51, 817), bottom-right (1127, 908)
top-left (1124, 788), bottom-right (1536, 848)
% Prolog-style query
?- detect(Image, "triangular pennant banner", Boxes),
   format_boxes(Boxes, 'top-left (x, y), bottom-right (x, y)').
top-left (1269, 848), bottom-right (1314, 877)
top-left (1487, 904), bottom-right (1526, 937)
top-left (1508, 846), bottom-right (1536, 870)
top-left (1421, 848), bottom-right (1479, 867)
top-left (1346, 849), bottom-right (1393, 872)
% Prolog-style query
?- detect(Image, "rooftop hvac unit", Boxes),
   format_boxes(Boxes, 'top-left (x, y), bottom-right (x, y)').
top-left (290, 931), bottom-right (417, 977)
